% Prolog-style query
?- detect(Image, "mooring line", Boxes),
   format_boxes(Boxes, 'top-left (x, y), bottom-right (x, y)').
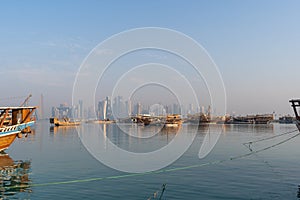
top-left (238, 132), bottom-right (300, 159)
top-left (243, 129), bottom-right (298, 145)
top-left (4, 132), bottom-right (300, 190)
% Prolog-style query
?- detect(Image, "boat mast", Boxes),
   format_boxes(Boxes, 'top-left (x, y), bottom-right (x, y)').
top-left (20, 94), bottom-right (32, 107)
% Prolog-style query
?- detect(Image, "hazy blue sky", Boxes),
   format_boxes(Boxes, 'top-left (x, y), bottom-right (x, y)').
top-left (0, 0), bottom-right (299, 116)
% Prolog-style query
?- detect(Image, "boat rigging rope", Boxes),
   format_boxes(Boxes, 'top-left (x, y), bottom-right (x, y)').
top-left (3, 130), bottom-right (300, 190)
top-left (0, 95), bottom-right (28, 101)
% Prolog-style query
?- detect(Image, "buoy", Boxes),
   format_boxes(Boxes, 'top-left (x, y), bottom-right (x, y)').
top-left (17, 133), bottom-right (22, 138)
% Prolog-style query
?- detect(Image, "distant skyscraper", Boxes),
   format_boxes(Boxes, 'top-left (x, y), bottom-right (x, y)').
top-left (201, 106), bottom-right (205, 114)
top-left (51, 107), bottom-right (58, 118)
top-left (173, 103), bottom-right (181, 114)
top-left (97, 100), bottom-right (103, 119)
top-left (207, 105), bottom-right (211, 116)
top-left (125, 100), bottom-right (132, 116)
top-left (188, 103), bottom-right (194, 114)
top-left (137, 102), bottom-right (141, 115)
top-left (181, 104), bottom-right (187, 116)
top-left (196, 106), bottom-right (200, 113)
top-left (96, 97), bottom-right (115, 120)
top-left (103, 100), bottom-right (107, 120)
top-left (165, 105), bottom-right (170, 114)
top-left (113, 96), bottom-right (126, 118)
top-left (105, 96), bottom-right (113, 120)
top-left (40, 94), bottom-right (44, 119)
top-left (79, 100), bottom-right (83, 119)
top-left (71, 105), bottom-right (77, 119)
top-left (141, 104), bottom-right (149, 115)
top-left (133, 102), bottom-right (142, 115)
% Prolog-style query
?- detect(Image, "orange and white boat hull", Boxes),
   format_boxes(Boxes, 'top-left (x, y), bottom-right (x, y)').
top-left (0, 121), bottom-right (35, 152)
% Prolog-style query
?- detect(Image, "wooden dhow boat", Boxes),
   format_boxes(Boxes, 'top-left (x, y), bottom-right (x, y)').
top-left (0, 107), bottom-right (36, 152)
top-left (289, 99), bottom-right (300, 131)
top-left (164, 114), bottom-right (182, 128)
top-left (50, 117), bottom-right (81, 126)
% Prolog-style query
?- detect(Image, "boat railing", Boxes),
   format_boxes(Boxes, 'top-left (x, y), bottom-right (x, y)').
top-left (0, 124), bottom-right (19, 133)
top-left (0, 121), bottom-right (33, 133)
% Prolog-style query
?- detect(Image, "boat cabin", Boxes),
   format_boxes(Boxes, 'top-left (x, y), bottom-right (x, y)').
top-left (0, 107), bottom-right (36, 132)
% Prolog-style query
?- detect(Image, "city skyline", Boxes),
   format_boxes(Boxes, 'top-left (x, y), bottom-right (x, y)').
top-left (51, 95), bottom-right (211, 119)
top-left (51, 95), bottom-right (282, 121)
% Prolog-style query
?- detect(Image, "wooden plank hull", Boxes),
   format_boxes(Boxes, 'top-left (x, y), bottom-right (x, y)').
top-left (54, 121), bottom-right (80, 126)
top-left (164, 123), bottom-right (179, 128)
top-left (0, 132), bottom-right (18, 152)
top-left (50, 117), bottom-right (80, 126)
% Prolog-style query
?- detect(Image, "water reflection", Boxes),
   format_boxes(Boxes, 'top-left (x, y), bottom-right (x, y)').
top-left (222, 123), bottom-right (274, 134)
top-left (10, 120), bottom-right (299, 199)
top-left (196, 124), bottom-right (210, 133)
top-left (160, 126), bottom-right (181, 134)
top-left (0, 154), bottom-right (31, 198)
top-left (50, 125), bottom-right (77, 136)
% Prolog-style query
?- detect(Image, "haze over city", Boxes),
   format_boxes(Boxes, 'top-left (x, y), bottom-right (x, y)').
top-left (1, 1), bottom-right (299, 117)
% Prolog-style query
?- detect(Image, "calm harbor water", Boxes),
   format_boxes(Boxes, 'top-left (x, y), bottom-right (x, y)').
top-left (2, 121), bottom-right (300, 199)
